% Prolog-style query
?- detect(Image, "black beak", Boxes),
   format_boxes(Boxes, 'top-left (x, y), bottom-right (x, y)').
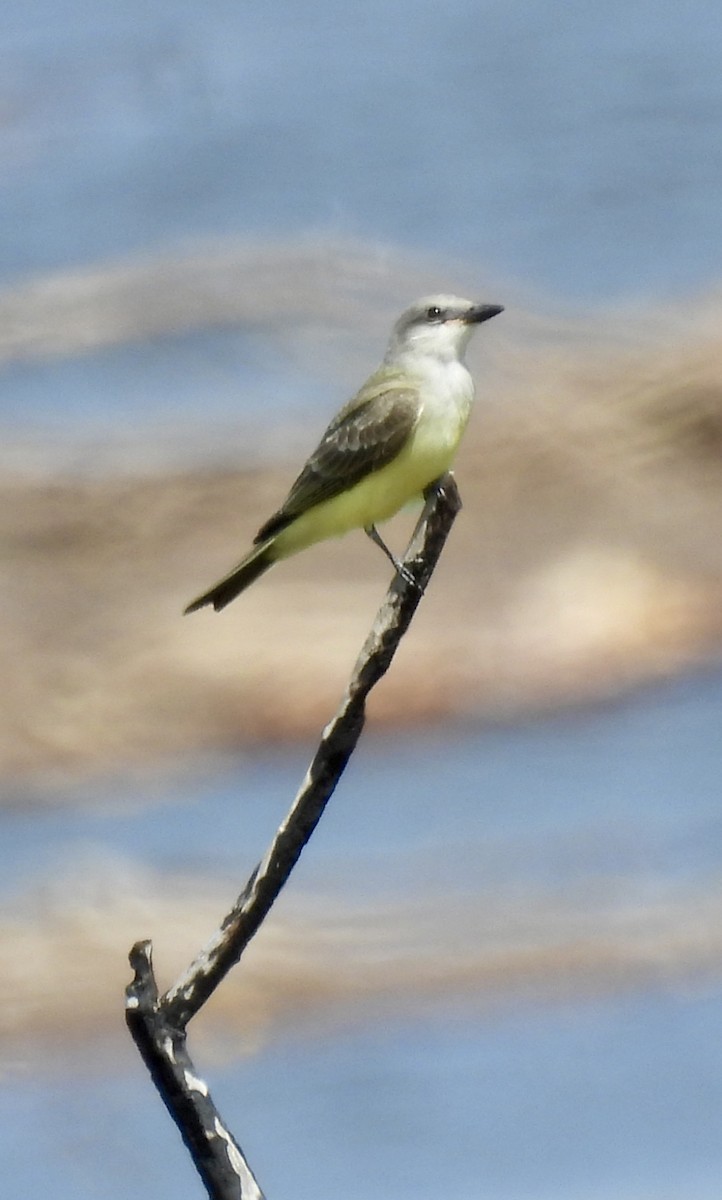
top-left (465, 303), bottom-right (504, 324)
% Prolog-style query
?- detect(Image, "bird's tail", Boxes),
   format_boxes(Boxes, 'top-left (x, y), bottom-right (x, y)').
top-left (184, 540), bottom-right (276, 613)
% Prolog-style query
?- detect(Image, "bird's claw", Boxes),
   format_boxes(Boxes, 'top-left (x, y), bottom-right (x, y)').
top-left (395, 559), bottom-right (423, 592)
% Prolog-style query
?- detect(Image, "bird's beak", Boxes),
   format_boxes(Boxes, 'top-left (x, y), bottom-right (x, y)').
top-left (464, 303), bottom-right (504, 324)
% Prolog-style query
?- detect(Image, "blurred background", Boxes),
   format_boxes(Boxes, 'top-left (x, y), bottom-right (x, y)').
top-left (2, 1), bottom-right (722, 1197)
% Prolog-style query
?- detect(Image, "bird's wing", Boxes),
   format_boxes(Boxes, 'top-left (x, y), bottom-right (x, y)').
top-left (254, 381), bottom-right (420, 543)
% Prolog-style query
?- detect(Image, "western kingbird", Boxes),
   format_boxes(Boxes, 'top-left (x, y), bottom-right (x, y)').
top-left (185, 294), bottom-right (503, 613)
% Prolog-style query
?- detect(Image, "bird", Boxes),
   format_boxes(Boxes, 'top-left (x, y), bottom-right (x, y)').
top-left (185, 294), bottom-right (503, 613)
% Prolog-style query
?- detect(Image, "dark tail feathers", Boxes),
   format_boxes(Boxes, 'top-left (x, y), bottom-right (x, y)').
top-left (184, 541), bottom-right (275, 613)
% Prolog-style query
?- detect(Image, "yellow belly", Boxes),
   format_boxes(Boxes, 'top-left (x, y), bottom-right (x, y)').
top-left (272, 404), bottom-right (467, 559)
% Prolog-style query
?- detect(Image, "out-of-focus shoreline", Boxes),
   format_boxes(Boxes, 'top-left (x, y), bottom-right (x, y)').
top-left (2, 424), bottom-right (721, 788)
top-left (5, 859), bottom-right (722, 1066)
top-left (2, 241), bottom-right (722, 789)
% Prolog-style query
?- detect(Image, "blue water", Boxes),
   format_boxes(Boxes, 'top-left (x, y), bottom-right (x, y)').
top-left (3, 672), bottom-right (722, 1197)
top-left (3, 994), bottom-right (722, 1199)
top-left (2, 0), bottom-right (722, 300)
top-left (218, 996), bottom-right (722, 1200)
top-left (3, 5), bottom-right (722, 1194)
top-left (5, 671), bottom-right (722, 902)
top-left (3, 0), bottom-right (722, 469)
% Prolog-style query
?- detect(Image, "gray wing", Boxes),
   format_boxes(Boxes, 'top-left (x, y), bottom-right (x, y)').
top-left (255, 384), bottom-right (420, 543)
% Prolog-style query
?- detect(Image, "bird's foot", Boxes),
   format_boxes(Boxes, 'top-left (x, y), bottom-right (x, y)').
top-left (395, 559), bottom-right (423, 591)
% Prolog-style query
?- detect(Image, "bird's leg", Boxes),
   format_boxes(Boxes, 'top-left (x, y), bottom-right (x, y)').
top-left (406, 471), bottom-right (458, 543)
top-left (407, 470), bottom-right (458, 542)
top-left (391, 472), bottom-right (459, 588)
top-left (364, 525), bottom-right (420, 589)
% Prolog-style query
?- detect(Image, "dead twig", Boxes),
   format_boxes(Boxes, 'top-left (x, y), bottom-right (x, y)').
top-left (125, 474), bottom-right (462, 1199)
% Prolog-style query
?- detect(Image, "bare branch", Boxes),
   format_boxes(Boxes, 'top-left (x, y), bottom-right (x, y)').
top-left (164, 473), bottom-right (461, 1026)
top-left (125, 473), bottom-right (461, 1199)
top-left (126, 942), bottom-right (265, 1200)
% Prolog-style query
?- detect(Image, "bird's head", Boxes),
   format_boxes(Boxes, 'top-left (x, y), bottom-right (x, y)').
top-left (386, 295), bottom-right (503, 364)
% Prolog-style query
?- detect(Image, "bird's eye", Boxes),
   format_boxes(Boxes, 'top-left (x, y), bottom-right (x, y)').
top-left (425, 305), bottom-right (443, 321)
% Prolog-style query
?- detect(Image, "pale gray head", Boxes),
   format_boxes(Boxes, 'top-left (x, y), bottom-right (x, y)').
top-left (385, 294), bottom-right (503, 364)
